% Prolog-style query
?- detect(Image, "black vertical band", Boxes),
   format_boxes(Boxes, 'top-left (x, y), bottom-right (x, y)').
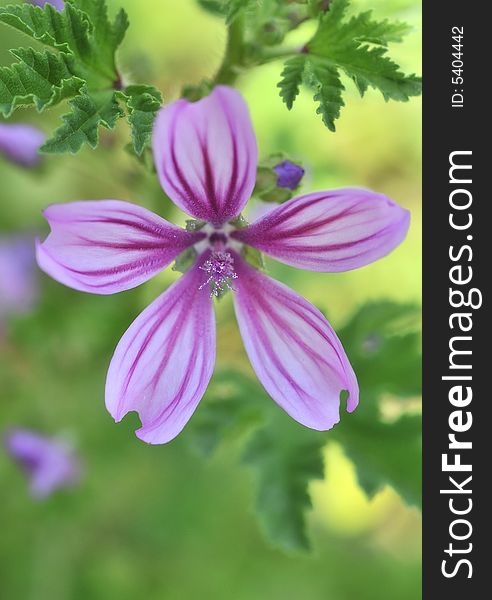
top-left (423, 2), bottom-right (488, 596)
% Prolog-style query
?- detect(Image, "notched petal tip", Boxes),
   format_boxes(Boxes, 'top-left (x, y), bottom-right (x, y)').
top-left (105, 405), bottom-right (172, 445)
top-left (232, 256), bottom-right (359, 431)
top-left (107, 406), bottom-right (188, 445)
top-left (104, 262), bottom-right (216, 445)
top-left (135, 421), bottom-right (185, 445)
top-left (343, 382), bottom-right (359, 415)
top-left (105, 396), bottom-right (176, 445)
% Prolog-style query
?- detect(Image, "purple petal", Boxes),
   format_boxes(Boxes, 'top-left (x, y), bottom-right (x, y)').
top-left (232, 256), bottom-right (358, 430)
top-left (29, 0), bottom-right (65, 9)
top-left (153, 86), bottom-right (258, 226)
top-left (5, 428), bottom-right (80, 499)
top-left (0, 235), bottom-right (38, 321)
top-left (0, 123), bottom-right (45, 167)
top-left (36, 200), bottom-right (204, 295)
top-left (232, 189), bottom-right (410, 272)
top-left (105, 258), bottom-right (216, 444)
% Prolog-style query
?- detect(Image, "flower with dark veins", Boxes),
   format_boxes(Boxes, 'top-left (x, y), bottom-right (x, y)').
top-left (36, 86), bottom-right (410, 444)
top-left (5, 429), bottom-right (81, 499)
top-left (0, 123), bottom-right (45, 168)
top-left (0, 235), bottom-right (38, 333)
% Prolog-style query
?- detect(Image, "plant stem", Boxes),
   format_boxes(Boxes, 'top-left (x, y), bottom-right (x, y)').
top-left (259, 46), bottom-right (301, 64)
top-left (213, 17), bottom-right (300, 87)
top-left (213, 16), bottom-right (246, 85)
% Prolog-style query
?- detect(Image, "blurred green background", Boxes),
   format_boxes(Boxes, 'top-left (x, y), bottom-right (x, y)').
top-left (0, 1), bottom-right (421, 598)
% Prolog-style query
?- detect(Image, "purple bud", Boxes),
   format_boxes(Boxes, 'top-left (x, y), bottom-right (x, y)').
top-left (28, 0), bottom-right (65, 10)
top-left (5, 429), bottom-right (81, 499)
top-left (273, 160), bottom-right (305, 190)
top-left (0, 123), bottom-right (45, 168)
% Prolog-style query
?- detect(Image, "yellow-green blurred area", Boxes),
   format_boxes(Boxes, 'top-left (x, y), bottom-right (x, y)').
top-left (0, 1), bottom-right (421, 598)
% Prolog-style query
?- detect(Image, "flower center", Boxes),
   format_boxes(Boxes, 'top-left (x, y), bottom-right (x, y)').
top-left (199, 250), bottom-right (237, 297)
top-left (209, 232), bottom-right (228, 246)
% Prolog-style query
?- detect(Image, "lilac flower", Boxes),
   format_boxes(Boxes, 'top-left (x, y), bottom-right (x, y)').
top-left (0, 123), bottom-right (45, 167)
top-left (0, 236), bottom-right (38, 326)
top-left (5, 429), bottom-right (80, 499)
top-left (29, 0), bottom-right (65, 10)
top-left (274, 160), bottom-right (305, 190)
top-left (36, 86), bottom-right (410, 444)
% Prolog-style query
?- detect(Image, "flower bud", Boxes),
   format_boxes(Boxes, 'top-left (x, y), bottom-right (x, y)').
top-left (273, 160), bottom-right (305, 190)
top-left (253, 154), bottom-right (305, 203)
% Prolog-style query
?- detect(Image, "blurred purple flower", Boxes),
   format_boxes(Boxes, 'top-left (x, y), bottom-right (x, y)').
top-left (36, 86), bottom-right (410, 444)
top-left (0, 123), bottom-right (45, 167)
top-left (5, 429), bottom-right (80, 499)
top-left (274, 160), bottom-right (305, 190)
top-left (0, 236), bottom-right (38, 327)
top-left (29, 0), bottom-right (65, 10)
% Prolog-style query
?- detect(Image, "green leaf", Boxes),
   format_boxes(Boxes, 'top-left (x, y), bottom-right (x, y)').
top-left (278, 55), bottom-right (306, 110)
top-left (0, 3), bottom-right (88, 55)
top-left (279, 0), bottom-right (421, 130)
top-left (196, 0), bottom-right (226, 16)
top-left (243, 414), bottom-right (326, 552)
top-left (117, 84), bottom-right (162, 155)
top-left (335, 410), bottom-right (421, 506)
top-left (322, 0), bottom-right (350, 21)
top-left (304, 57), bottom-right (345, 131)
top-left (338, 301), bottom-right (421, 398)
top-left (196, 0), bottom-right (257, 23)
top-left (188, 369), bottom-right (324, 552)
top-left (224, 0), bottom-right (258, 25)
top-left (334, 301), bottom-right (422, 506)
top-left (189, 370), bottom-right (265, 457)
top-left (348, 14), bottom-right (413, 46)
top-left (186, 301), bottom-right (421, 551)
top-left (66, 0), bottom-right (128, 79)
top-left (0, 2), bottom-right (122, 86)
top-left (0, 47), bottom-right (84, 117)
top-left (40, 90), bottom-right (123, 154)
top-left (0, 1), bottom-right (133, 154)
top-left (308, 0), bottom-right (421, 101)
